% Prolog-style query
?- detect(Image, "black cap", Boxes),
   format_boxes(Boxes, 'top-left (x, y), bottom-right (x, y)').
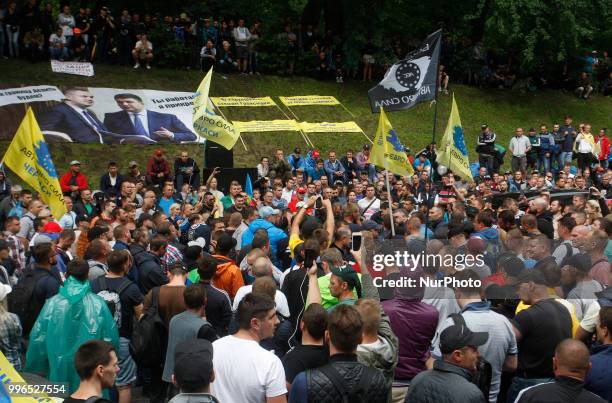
top-left (363, 144), bottom-right (370, 150)
top-left (173, 339), bottom-right (214, 387)
top-left (216, 233), bottom-right (237, 253)
top-left (440, 323), bottom-right (488, 354)
top-left (564, 253), bottom-right (591, 273)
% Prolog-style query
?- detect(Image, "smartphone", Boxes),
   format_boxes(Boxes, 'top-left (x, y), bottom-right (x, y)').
top-left (351, 232), bottom-right (362, 252)
top-left (304, 248), bottom-right (317, 268)
top-left (315, 196), bottom-right (323, 209)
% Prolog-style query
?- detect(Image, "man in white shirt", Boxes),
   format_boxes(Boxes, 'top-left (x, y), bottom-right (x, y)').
top-left (357, 184), bottom-right (380, 220)
top-left (232, 256), bottom-right (290, 317)
top-left (509, 127), bottom-right (531, 174)
top-left (232, 18), bottom-right (251, 73)
top-left (211, 293), bottom-right (287, 403)
top-left (132, 33), bottom-right (153, 69)
top-left (58, 196), bottom-right (78, 229)
top-left (281, 178), bottom-right (296, 205)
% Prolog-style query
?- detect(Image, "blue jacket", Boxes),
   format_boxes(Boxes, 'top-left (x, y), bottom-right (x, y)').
top-left (324, 160), bottom-right (345, 183)
top-left (585, 344), bottom-right (612, 402)
top-left (99, 173), bottom-right (124, 198)
top-left (241, 219), bottom-right (288, 265)
top-left (39, 103), bottom-right (106, 143)
top-left (104, 110), bottom-right (197, 142)
top-left (287, 154), bottom-right (306, 172)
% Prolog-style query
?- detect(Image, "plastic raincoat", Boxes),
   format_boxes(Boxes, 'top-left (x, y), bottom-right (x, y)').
top-left (25, 276), bottom-right (119, 392)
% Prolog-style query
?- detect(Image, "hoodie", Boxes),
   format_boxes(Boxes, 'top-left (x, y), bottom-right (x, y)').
top-left (25, 276), bottom-right (119, 393)
top-left (212, 255), bottom-right (244, 300)
top-left (241, 218), bottom-right (288, 267)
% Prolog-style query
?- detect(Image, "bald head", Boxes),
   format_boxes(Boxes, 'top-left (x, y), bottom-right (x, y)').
top-left (553, 339), bottom-right (591, 380)
top-left (252, 256), bottom-right (272, 278)
top-left (571, 225), bottom-right (590, 250)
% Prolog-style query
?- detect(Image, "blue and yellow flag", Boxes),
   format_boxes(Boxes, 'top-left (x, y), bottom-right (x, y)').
top-left (192, 69), bottom-right (240, 150)
top-left (370, 107), bottom-right (414, 176)
top-left (2, 108), bottom-right (66, 218)
top-left (436, 94), bottom-right (474, 182)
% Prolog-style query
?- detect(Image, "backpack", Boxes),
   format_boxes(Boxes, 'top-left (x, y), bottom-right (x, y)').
top-left (558, 243), bottom-right (574, 269)
top-left (96, 276), bottom-right (131, 329)
top-left (449, 313), bottom-right (492, 400)
top-left (7, 269), bottom-right (48, 336)
top-left (129, 286), bottom-right (168, 367)
top-left (316, 364), bottom-right (376, 403)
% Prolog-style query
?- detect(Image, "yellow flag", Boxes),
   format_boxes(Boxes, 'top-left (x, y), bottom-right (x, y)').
top-left (370, 107), bottom-right (414, 176)
top-left (436, 94), bottom-right (474, 182)
top-left (2, 108), bottom-right (66, 218)
top-left (192, 69), bottom-right (240, 150)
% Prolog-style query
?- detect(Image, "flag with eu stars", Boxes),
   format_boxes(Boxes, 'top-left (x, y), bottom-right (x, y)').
top-left (436, 94), bottom-right (474, 182)
top-left (370, 107), bottom-right (414, 177)
top-left (2, 108), bottom-right (67, 218)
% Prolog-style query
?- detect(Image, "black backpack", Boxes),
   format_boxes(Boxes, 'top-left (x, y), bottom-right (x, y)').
top-left (129, 286), bottom-right (168, 367)
top-left (449, 313), bottom-right (492, 400)
top-left (7, 269), bottom-right (48, 336)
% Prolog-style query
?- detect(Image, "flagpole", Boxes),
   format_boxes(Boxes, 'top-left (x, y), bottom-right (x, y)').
top-left (383, 160), bottom-right (396, 237)
top-left (424, 28), bottom-right (442, 242)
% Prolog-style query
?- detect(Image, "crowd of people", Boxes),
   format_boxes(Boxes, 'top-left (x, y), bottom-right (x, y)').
top-left (2, 3), bottom-right (612, 92)
top-left (0, 110), bottom-right (610, 403)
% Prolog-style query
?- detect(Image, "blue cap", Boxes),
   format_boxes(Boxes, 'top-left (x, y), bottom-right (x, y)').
top-left (260, 206), bottom-right (281, 218)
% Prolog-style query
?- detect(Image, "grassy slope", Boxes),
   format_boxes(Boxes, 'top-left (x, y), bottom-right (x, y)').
top-left (0, 59), bottom-right (610, 182)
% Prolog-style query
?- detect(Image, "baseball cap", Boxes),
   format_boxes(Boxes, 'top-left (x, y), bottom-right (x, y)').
top-left (216, 233), bottom-right (237, 254)
top-left (297, 187), bottom-right (306, 194)
top-left (312, 150), bottom-right (320, 158)
top-left (129, 161), bottom-right (139, 168)
top-left (330, 265), bottom-right (360, 290)
top-left (173, 339), bottom-right (214, 388)
top-left (154, 149), bottom-right (163, 157)
top-left (32, 234), bottom-right (53, 246)
top-left (42, 222), bottom-right (62, 234)
top-left (439, 323), bottom-right (488, 354)
top-left (564, 253), bottom-right (591, 273)
top-left (70, 160), bottom-right (81, 166)
top-left (481, 124), bottom-right (488, 129)
top-left (301, 218), bottom-right (322, 238)
top-left (362, 220), bottom-right (382, 231)
top-left (260, 206), bottom-right (281, 218)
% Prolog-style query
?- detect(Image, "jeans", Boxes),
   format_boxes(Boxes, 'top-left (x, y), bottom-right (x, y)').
top-left (560, 151), bottom-right (573, 169)
top-left (249, 51), bottom-right (259, 73)
top-left (478, 154), bottom-right (495, 175)
top-left (50, 46), bottom-right (69, 60)
top-left (507, 377), bottom-right (553, 403)
top-left (6, 25), bottom-right (19, 57)
top-left (175, 172), bottom-right (200, 191)
top-left (538, 154), bottom-right (553, 174)
top-left (361, 164), bottom-right (377, 182)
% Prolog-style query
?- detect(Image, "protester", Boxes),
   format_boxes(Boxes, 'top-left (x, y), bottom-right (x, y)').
top-left (168, 339), bottom-right (219, 402)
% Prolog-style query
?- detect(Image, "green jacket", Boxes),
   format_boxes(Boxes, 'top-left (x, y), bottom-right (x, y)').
top-left (25, 276), bottom-right (119, 393)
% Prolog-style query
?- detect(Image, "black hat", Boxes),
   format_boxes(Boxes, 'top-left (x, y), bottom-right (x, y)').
top-left (216, 233), bottom-right (237, 254)
top-left (300, 218), bottom-right (322, 238)
top-left (564, 253), bottom-right (591, 273)
top-left (173, 339), bottom-right (214, 387)
top-left (440, 323), bottom-right (488, 354)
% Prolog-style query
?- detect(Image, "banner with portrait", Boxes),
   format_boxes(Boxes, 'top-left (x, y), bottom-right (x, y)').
top-left (0, 85), bottom-right (203, 144)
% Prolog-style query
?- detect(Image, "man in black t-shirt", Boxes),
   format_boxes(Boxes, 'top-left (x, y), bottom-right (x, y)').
top-left (64, 340), bottom-right (117, 403)
top-left (507, 269), bottom-right (573, 403)
top-left (90, 249), bottom-right (143, 403)
top-left (282, 303), bottom-right (329, 386)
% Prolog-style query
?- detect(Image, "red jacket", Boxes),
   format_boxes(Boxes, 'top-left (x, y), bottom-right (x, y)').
top-left (598, 135), bottom-right (611, 161)
top-left (146, 157), bottom-right (171, 180)
top-left (59, 172), bottom-right (89, 193)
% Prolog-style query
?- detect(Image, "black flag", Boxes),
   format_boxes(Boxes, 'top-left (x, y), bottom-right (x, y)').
top-left (368, 29), bottom-right (441, 113)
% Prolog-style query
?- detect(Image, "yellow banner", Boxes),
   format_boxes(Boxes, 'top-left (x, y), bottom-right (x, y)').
top-left (300, 121), bottom-right (363, 133)
top-left (210, 96), bottom-right (276, 107)
top-left (279, 95), bottom-right (340, 106)
top-left (193, 69), bottom-right (240, 150)
top-left (233, 120), bottom-right (300, 133)
top-left (436, 94), bottom-right (474, 182)
top-left (370, 107), bottom-right (414, 177)
top-left (0, 350), bottom-right (58, 402)
top-left (2, 108), bottom-right (67, 219)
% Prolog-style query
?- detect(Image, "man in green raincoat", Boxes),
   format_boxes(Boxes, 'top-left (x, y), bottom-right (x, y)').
top-left (25, 259), bottom-right (119, 393)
